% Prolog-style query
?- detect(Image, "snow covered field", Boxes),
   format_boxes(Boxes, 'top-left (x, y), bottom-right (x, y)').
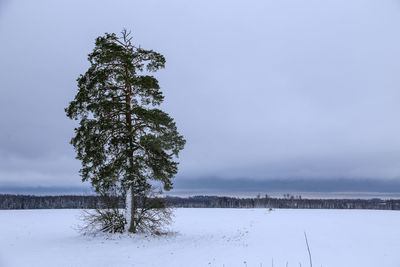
top-left (0, 208), bottom-right (399, 267)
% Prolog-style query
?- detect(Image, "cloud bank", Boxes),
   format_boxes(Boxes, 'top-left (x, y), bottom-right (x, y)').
top-left (0, 0), bottom-right (400, 193)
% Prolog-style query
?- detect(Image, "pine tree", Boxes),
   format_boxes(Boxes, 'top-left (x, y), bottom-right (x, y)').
top-left (65, 29), bottom-right (185, 233)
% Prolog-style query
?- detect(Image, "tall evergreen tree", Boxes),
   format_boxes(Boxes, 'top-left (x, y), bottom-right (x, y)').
top-left (65, 29), bottom-right (185, 233)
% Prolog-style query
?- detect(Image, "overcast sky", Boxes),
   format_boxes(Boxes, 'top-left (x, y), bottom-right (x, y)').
top-left (1, 0), bottom-right (400, 193)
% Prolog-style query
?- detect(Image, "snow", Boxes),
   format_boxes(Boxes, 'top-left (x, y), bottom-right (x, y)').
top-left (0, 208), bottom-right (399, 267)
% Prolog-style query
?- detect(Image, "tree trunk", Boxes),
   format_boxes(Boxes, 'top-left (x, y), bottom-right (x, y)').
top-left (125, 187), bottom-right (131, 232)
top-left (123, 66), bottom-right (136, 233)
top-left (126, 186), bottom-right (136, 233)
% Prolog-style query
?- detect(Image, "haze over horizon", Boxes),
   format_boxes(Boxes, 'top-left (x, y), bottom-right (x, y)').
top-left (1, 0), bottom-right (400, 195)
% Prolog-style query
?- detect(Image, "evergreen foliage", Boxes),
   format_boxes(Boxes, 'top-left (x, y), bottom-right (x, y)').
top-left (65, 29), bottom-right (185, 233)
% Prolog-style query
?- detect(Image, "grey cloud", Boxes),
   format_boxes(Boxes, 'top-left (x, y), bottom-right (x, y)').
top-left (1, 0), bottom-right (400, 191)
top-left (3, 178), bottom-right (400, 197)
top-left (172, 177), bottom-right (400, 196)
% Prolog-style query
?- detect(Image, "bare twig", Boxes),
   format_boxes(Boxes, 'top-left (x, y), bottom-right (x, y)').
top-left (304, 232), bottom-right (313, 267)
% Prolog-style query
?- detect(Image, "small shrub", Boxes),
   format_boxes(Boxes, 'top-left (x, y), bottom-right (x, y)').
top-left (78, 208), bottom-right (126, 235)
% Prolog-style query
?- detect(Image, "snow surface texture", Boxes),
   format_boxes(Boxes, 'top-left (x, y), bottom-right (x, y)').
top-left (0, 208), bottom-right (399, 267)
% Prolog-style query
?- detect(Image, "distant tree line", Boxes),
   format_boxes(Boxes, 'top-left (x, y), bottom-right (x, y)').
top-left (0, 194), bottom-right (399, 210)
top-left (0, 195), bottom-right (122, 210)
top-left (166, 195), bottom-right (400, 210)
